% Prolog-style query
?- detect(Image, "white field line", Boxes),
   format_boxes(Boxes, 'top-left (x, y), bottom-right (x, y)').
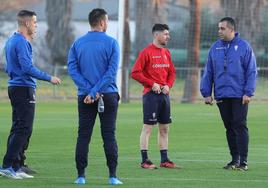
top-left (34, 176), bottom-right (268, 183)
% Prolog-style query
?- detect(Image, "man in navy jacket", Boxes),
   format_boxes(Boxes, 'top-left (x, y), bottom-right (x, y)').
top-left (0, 10), bottom-right (61, 179)
top-left (68, 8), bottom-right (122, 185)
top-left (200, 17), bottom-right (257, 171)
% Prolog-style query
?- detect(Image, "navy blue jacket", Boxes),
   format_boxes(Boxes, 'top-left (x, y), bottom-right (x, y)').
top-left (200, 33), bottom-right (257, 99)
top-left (68, 31), bottom-right (119, 98)
top-left (5, 32), bottom-right (51, 88)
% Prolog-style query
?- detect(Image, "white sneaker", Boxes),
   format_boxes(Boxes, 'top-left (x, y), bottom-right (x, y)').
top-left (0, 167), bottom-right (23, 179)
top-left (16, 170), bottom-right (34, 178)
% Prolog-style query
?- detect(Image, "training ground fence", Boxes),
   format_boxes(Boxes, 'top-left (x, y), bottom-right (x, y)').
top-left (0, 65), bottom-right (268, 103)
top-left (0, 0), bottom-right (268, 103)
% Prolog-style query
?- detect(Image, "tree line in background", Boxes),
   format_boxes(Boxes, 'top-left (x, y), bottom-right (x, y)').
top-left (1, 0), bottom-right (268, 103)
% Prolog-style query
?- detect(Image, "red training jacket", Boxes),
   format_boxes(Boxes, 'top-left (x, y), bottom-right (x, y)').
top-left (131, 44), bottom-right (176, 94)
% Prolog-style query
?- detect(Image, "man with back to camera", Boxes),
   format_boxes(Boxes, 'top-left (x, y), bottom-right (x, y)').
top-left (200, 17), bottom-right (257, 171)
top-left (68, 8), bottom-right (123, 185)
top-left (0, 10), bottom-right (61, 179)
top-left (131, 24), bottom-right (176, 169)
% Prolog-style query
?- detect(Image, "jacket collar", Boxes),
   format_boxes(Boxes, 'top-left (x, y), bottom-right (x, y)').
top-left (220, 32), bottom-right (239, 45)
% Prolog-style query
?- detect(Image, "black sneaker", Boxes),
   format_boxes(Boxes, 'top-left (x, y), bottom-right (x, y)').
top-left (20, 165), bottom-right (37, 174)
top-left (223, 161), bottom-right (239, 170)
top-left (235, 163), bottom-right (248, 171)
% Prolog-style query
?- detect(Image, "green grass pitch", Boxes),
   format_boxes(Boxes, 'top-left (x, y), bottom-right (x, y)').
top-left (0, 102), bottom-right (268, 188)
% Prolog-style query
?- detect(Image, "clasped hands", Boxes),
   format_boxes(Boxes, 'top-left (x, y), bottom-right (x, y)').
top-left (152, 83), bottom-right (169, 94)
top-left (84, 93), bottom-right (101, 104)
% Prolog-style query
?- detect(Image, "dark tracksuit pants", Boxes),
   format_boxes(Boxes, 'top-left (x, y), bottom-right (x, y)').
top-left (216, 98), bottom-right (249, 164)
top-left (75, 93), bottom-right (119, 178)
top-left (7, 118), bottom-right (32, 167)
top-left (3, 86), bottom-right (35, 170)
top-left (7, 129), bottom-right (31, 167)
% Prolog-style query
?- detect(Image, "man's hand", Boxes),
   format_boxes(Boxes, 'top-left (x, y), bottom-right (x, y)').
top-left (161, 85), bottom-right (170, 95)
top-left (152, 83), bottom-right (161, 94)
top-left (84, 93), bottom-right (101, 104)
top-left (95, 93), bottom-right (101, 100)
top-left (84, 95), bottom-right (94, 104)
top-left (204, 96), bottom-right (213, 105)
top-left (50, 76), bottom-right (61, 85)
top-left (242, 95), bottom-right (251, 104)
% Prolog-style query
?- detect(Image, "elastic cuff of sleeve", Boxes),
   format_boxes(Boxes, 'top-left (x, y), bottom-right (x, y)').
top-left (47, 75), bottom-right (52, 82)
top-left (244, 93), bottom-right (253, 97)
top-left (89, 91), bottom-right (96, 99)
top-left (149, 81), bottom-right (155, 87)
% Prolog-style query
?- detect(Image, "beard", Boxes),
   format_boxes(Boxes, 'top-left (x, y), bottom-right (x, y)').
top-left (27, 29), bottom-right (36, 40)
top-left (160, 41), bottom-right (168, 46)
top-left (27, 30), bottom-right (36, 40)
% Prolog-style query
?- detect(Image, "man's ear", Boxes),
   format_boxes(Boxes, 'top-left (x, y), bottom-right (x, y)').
top-left (99, 19), bottom-right (104, 27)
top-left (153, 32), bottom-right (159, 38)
top-left (25, 21), bottom-right (30, 28)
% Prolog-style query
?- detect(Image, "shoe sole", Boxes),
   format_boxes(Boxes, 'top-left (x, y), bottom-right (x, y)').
top-left (16, 172), bottom-right (34, 178)
top-left (110, 182), bottom-right (123, 185)
top-left (160, 166), bottom-right (181, 169)
top-left (74, 182), bottom-right (85, 184)
top-left (223, 166), bottom-right (248, 171)
top-left (235, 167), bottom-right (248, 171)
top-left (141, 166), bottom-right (158, 169)
top-left (223, 165), bottom-right (237, 170)
top-left (109, 181), bottom-right (123, 185)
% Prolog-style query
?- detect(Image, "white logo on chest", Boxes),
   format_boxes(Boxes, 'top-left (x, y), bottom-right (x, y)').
top-left (234, 45), bottom-right (238, 51)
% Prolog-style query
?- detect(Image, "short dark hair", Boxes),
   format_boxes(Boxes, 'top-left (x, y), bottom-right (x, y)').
top-left (220, 17), bottom-right (236, 30)
top-left (17, 9), bottom-right (36, 17)
top-left (17, 10), bottom-right (36, 26)
top-left (152, 23), bottom-right (169, 33)
top-left (88, 8), bottom-right (107, 27)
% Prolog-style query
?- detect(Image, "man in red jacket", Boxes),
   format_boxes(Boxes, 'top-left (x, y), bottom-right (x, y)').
top-left (131, 24), bottom-right (176, 169)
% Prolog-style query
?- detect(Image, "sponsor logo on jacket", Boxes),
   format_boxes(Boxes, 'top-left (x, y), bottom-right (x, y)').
top-left (152, 64), bottom-right (170, 68)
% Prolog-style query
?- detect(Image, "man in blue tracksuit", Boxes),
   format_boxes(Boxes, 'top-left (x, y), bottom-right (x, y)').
top-left (200, 17), bottom-right (257, 171)
top-left (0, 10), bottom-right (61, 179)
top-left (68, 8), bottom-right (122, 185)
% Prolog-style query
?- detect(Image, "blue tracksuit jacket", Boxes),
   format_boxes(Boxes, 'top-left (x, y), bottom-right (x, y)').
top-left (67, 31), bottom-right (120, 99)
top-left (200, 33), bottom-right (257, 100)
top-left (4, 32), bottom-right (51, 88)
